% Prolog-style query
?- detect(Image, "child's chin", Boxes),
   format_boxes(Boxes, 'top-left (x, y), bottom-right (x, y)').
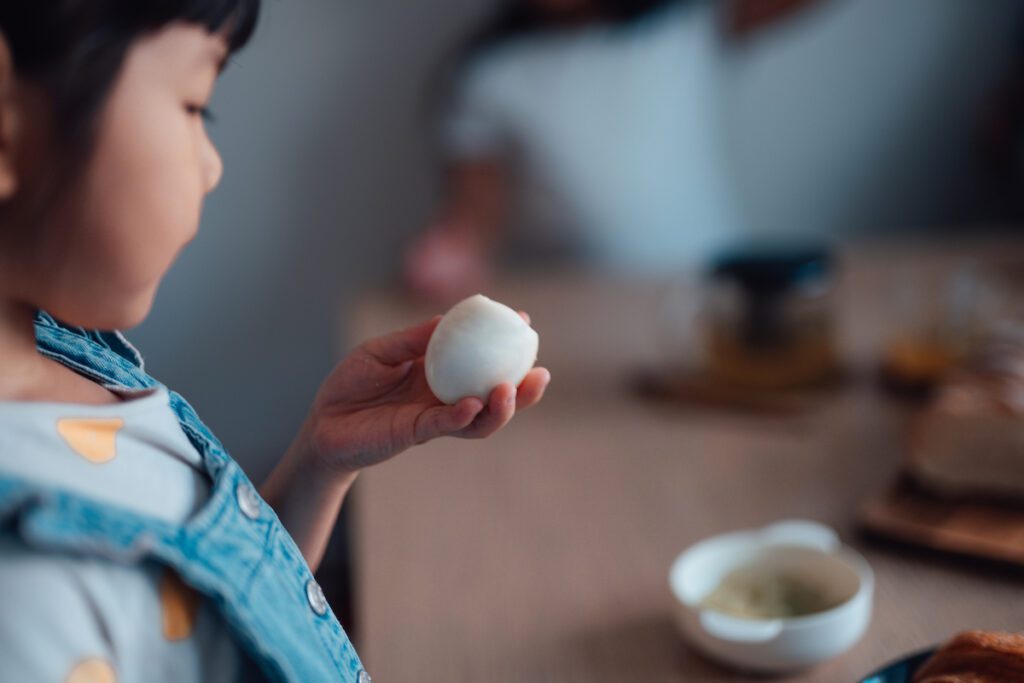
top-left (114, 305), bottom-right (153, 331)
top-left (112, 295), bottom-right (157, 331)
top-left (50, 295), bottom-right (155, 332)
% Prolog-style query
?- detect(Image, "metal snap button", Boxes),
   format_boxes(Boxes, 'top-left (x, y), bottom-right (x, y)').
top-left (235, 482), bottom-right (261, 520)
top-left (306, 579), bottom-right (328, 616)
top-left (357, 670), bottom-right (372, 683)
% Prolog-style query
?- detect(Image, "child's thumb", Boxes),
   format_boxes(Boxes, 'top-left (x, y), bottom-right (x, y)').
top-left (362, 316), bottom-right (442, 366)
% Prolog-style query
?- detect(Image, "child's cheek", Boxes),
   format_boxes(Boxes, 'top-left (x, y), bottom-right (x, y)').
top-left (38, 80), bottom-right (206, 329)
top-left (85, 85), bottom-right (204, 291)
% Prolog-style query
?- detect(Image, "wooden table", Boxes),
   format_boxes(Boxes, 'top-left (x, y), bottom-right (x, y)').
top-left (346, 242), bottom-right (1024, 682)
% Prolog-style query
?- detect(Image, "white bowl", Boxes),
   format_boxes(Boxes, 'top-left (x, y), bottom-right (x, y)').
top-left (668, 520), bottom-right (874, 673)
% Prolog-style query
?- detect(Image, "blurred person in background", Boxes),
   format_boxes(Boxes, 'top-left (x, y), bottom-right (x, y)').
top-left (405, 0), bottom-right (819, 303)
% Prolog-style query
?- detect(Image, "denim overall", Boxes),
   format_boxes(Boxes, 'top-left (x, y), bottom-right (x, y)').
top-left (0, 312), bottom-right (369, 683)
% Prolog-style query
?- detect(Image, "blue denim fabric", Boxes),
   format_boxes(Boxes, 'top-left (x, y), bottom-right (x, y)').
top-left (0, 312), bottom-right (368, 683)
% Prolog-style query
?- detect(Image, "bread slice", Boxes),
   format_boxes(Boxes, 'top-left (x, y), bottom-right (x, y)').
top-left (913, 631), bottom-right (1024, 682)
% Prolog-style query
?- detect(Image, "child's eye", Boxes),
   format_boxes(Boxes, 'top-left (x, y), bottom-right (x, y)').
top-left (185, 104), bottom-right (215, 123)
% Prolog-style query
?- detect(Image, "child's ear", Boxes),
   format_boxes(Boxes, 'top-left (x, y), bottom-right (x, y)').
top-left (0, 32), bottom-right (17, 200)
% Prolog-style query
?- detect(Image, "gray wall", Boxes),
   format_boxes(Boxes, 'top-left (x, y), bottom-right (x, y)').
top-left (725, 0), bottom-right (1023, 238)
top-left (131, 0), bottom-right (1023, 480)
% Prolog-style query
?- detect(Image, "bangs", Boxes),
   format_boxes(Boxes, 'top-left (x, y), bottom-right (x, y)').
top-left (125, 0), bottom-right (261, 54)
top-left (172, 0), bottom-right (261, 53)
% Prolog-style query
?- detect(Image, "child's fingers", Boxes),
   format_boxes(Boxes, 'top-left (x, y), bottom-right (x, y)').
top-left (518, 310), bottom-right (531, 325)
top-left (415, 396), bottom-right (483, 443)
top-left (362, 316), bottom-right (442, 366)
top-left (516, 367), bottom-right (550, 411)
top-left (460, 382), bottom-right (516, 438)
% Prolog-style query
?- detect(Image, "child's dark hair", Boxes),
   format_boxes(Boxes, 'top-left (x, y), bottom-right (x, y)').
top-left (0, 0), bottom-right (260, 162)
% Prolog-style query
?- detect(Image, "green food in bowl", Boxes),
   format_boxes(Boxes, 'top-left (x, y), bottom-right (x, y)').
top-left (699, 565), bottom-right (838, 619)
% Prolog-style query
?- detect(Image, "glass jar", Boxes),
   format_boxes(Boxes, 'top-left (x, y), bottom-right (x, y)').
top-left (703, 246), bottom-right (838, 390)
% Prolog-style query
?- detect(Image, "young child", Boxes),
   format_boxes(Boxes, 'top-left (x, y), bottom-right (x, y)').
top-left (0, 3), bottom-right (550, 682)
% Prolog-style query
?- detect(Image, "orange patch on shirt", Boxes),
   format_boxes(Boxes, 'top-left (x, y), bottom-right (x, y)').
top-left (160, 568), bottom-right (200, 641)
top-left (56, 418), bottom-right (124, 464)
top-left (65, 658), bottom-right (117, 683)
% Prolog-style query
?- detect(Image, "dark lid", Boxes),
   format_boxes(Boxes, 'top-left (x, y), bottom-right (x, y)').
top-left (711, 245), bottom-right (834, 294)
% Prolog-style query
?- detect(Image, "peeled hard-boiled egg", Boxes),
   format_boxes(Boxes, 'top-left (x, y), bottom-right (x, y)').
top-left (425, 294), bottom-right (539, 405)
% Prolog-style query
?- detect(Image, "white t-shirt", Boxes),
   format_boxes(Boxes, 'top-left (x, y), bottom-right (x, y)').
top-left (443, 0), bottom-right (743, 272)
top-left (0, 387), bottom-right (243, 683)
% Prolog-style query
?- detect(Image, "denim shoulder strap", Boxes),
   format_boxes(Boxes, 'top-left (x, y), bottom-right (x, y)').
top-left (33, 311), bottom-right (154, 391)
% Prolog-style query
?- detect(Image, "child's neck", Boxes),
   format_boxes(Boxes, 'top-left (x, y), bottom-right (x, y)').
top-left (0, 299), bottom-right (121, 404)
top-left (0, 299), bottom-right (47, 380)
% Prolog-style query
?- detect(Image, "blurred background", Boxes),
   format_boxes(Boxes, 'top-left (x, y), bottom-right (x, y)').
top-left (133, 0), bottom-right (1024, 479)
top-left (128, 0), bottom-right (1024, 667)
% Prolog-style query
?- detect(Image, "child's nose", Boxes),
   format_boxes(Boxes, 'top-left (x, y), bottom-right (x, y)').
top-left (201, 134), bottom-right (223, 193)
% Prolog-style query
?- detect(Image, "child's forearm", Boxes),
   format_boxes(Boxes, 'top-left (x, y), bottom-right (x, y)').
top-left (259, 427), bottom-right (358, 573)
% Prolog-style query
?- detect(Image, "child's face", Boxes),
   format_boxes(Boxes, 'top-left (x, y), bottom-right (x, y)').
top-left (0, 24), bottom-right (227, 330)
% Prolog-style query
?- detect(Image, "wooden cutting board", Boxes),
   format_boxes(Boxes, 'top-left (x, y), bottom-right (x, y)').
top-left (861, 477), bottom-right (1024, 567)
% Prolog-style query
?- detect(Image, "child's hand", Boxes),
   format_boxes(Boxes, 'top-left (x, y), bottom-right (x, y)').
top-left (299, 316), bottom-right (550, 476)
